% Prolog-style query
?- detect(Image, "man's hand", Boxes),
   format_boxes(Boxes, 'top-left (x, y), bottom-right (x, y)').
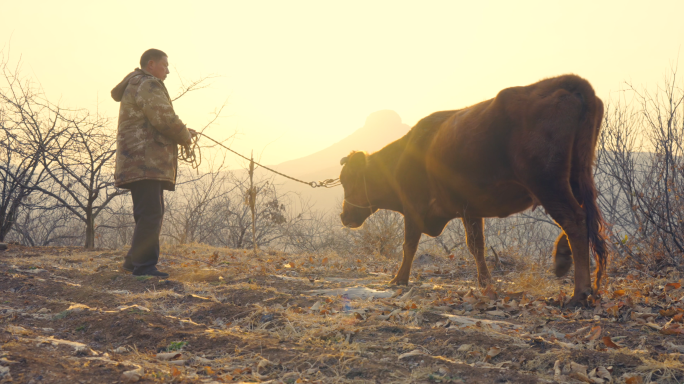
top-left (185, 128), bottom-right (198, 145)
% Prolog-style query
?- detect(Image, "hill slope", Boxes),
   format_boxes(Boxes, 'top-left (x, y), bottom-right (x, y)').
top-left (272, 110), bottom-right (410, 212)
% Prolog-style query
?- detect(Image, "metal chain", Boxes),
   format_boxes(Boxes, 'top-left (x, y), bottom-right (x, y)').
top-left (178, 132), bottom-right (341, 189)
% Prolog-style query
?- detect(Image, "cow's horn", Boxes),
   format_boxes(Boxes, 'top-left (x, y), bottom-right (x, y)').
top-left (340, 156), bottom-right (348, 166)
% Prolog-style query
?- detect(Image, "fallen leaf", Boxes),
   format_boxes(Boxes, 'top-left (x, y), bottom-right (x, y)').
top-left (664, 282), bottom-right (681, 292)
top-left (463, 291), bottom-right (479, 304)
top-left (606, 304), bottom-right (619, 317)
top-left (484, 346), bottom-right (501, 362)
top-left (568, 371), bottom-right (592, 383)
top-left (398, 349), bottom-right (425, 360)
top-left (586, 326), bottom-right (602, 341)
top-left (602, 336), bottom-right (621, 349)
top-left (194, 356), bottom-right (212, 364)
top-left (612, 289), bottom-right (626, 298)
top-left (257, 359), bottom-right (274, 372)
top-left (5, 325), bottom-right (30, 335)
top-left (661, 323), bottom-right (684, 335)
top-left (570, 361), bottom-right (588, 376)
top-left (553, 360), bottom-right (562, 381)
top-left (486, 310), bottom-right (506, 317)
top-left (647, 322), bottom-right (663, 331)
top-left (504, 291), bottom-right (525, 300)
top-left (310, 301), bottom-right (322, 312)
top-left (596, 366), bottom-right (612, 381)
top-left (565, 326), bottom-right (590, 339)
top-left (156, 352), bottom-right (182, 361)
top-left (588, 367), bottom-right (598, 378)
top-left (121, 367), bottom-right (144, 382)
top-left (624, 375), bottom-right (643, 384)
top-left (171, 366), bottom-right (181, 377)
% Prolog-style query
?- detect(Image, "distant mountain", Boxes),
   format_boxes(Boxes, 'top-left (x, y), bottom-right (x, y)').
top-left (275, 110), bottom-right (410, 176)
top-left (271, 110), bottom-right (411, 212)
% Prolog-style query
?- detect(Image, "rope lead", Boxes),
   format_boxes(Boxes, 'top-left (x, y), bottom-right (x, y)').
top-left (178, 132), bottom-right (341, 189)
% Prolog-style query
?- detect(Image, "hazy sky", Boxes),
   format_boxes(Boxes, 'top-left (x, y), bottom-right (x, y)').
top-left (2, 1), bottom-right (683, 166)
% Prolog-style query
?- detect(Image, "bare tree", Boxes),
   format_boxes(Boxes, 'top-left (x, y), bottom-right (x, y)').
top-left (217, 172), bottom-right (289, 249)
top-left (0, 52), bottom-right (66, 241)
top-left (595, 66), bottom-right (684, 268)
top-left (347, 210), bottom-right (404, 259)
top-left (31, 110), bottom-right (125, 249)
top-left (11, 197), bottom-right (82, 246)
top-left (162, 155), bottom-right (237, 245)
top-left (280, 205), bottom-right (341, 254)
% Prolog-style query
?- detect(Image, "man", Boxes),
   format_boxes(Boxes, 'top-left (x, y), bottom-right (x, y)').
top-left (111, 49), bottom-right (196, 277)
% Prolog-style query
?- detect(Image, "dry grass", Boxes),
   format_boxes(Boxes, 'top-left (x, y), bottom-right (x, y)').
top-left (1, 243), bottom-right (684, 383)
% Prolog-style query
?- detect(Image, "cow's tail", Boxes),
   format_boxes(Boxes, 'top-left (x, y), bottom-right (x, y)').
top-left (570, 78), bottom-right (608, 293)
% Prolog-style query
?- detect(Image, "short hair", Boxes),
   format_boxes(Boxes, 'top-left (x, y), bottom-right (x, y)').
top-left (140, 49), bottom-right (167, 68)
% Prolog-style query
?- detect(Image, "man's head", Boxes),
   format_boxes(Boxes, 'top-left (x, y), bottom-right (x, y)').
top-left (140, 49), bottom-right (169, 81)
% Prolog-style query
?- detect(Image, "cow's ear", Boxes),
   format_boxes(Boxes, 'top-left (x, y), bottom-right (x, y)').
top-left (348, 151), bottom-right (367, 168)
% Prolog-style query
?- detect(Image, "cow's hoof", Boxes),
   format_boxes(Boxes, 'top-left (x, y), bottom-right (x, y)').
top-left (389, 276), bottom-right (409, 285)
top-left (553, 252), bottom-right (573, 277)
top-left (566, 290), bottom-right (592, 308)
top-left (477, 275), bottom-right (492, 288)
top-left (565, 296), bottom-right (587, 308)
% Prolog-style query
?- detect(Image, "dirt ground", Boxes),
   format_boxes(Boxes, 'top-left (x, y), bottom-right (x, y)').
top-left (1, 244), bottom-right (683, 384)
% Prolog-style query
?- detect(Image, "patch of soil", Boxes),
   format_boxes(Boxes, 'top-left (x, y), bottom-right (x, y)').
top-left (2, 245), bottom-right (684, 383)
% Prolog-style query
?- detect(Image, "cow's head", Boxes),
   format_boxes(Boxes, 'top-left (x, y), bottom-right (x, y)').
top-left (339, 151), bottom-right (378, 228)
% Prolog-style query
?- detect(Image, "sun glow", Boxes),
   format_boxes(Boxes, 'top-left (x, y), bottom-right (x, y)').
top-left (1, 1), bottom-right (683, 165)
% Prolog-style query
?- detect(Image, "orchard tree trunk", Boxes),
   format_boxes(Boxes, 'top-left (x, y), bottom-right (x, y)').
top-left (0, 204), bottom-right (18, 242)
top-left (85, 209), bottom-right (95, 249)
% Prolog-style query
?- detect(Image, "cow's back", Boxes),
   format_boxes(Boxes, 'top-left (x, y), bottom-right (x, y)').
top-left (417, 75), bottom-right (598, 218)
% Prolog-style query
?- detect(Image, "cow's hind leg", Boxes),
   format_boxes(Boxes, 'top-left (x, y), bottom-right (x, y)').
top-left (533, 186), bottom-right (592, 306)
top-left (553, 232), bottom-right (573, 277)
top-left (462, 216), bottom-right (491, 287)
top-left (389, 219), bottom-right (422, 285)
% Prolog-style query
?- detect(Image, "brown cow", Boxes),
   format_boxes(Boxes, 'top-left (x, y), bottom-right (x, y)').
top-left (339, 74), bottom-right (607, 306)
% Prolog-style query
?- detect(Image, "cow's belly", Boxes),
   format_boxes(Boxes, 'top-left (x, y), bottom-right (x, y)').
top-left (434, 180), bottom-right (534, 219)
top-left (466, 182), bottom-right (534, 218)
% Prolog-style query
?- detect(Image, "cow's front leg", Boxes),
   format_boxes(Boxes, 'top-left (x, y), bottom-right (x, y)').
top-left (389, 220), bottom-right (422, 285)
top-left (462, 216), bottom-right (491, 287)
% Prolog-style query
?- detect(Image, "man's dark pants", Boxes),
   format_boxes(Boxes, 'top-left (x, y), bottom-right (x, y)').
top-left (123, 180), bottom-right (164, 274)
